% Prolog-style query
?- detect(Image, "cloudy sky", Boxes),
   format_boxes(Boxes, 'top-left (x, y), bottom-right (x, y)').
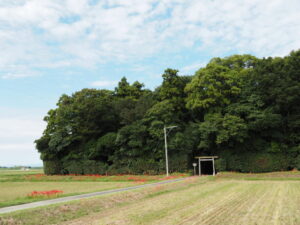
top-left (0, 0), bottom-right (299, 166)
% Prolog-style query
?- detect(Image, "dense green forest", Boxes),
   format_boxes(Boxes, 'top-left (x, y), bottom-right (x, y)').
top-left (36, 50), bottom-right (300, 175)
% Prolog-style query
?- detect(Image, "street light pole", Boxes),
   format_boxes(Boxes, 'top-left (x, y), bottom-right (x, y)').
top-left (164, 127), bottom-right (169, 177)
top-left (164, 126), bottom-right (169, 177)
top-left (164, 125), bottom-right (177, 177)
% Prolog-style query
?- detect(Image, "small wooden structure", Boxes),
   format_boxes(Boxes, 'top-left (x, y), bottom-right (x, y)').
top-left (195, 156), bottom-right (218, 176)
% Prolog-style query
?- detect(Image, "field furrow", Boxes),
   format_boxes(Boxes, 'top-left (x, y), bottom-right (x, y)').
top-left (96, 181), bottom-right (300, 225)
top-left (199, 184), bottom-right (262, 225)
top-left (2, 172), bottom-right (300, 225)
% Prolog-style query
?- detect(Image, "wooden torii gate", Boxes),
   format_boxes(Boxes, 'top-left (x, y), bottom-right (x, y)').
top-left (195, 156), bottom-right (218, 176)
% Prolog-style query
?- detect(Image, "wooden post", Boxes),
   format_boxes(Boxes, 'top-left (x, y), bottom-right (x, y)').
top-left (198, 158), bottom-right (201, 176)
top-left (212, 158), bottom-right (215, 176)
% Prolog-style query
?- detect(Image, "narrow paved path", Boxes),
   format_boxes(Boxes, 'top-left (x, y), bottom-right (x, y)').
top-left (0, 177), bottom-right (188, 214)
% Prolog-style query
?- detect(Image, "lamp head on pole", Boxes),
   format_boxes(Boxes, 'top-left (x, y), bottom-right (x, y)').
top-left (166, 126), bottom-right (177, 130)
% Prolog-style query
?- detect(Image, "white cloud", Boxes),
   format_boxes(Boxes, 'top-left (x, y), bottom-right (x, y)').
top-left (90, 80), bottom-right (118, 87)
top-left (2, 73), bottom-right (33, 79)
top-left (1, 65), bottom-right (40, 79)
top-left (0, 112), bottom-right (45, 166)
top-left (180, 62), bottom-right (207, 75)
top-left (0, 0), bottom-right (299, 79)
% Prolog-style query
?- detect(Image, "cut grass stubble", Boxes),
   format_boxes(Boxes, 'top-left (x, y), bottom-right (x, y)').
top-left (1, 172), bottom-right (300, 225)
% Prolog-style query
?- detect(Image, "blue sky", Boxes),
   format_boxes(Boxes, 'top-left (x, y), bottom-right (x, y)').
top-left (0, 0), bottom-right (299, 166)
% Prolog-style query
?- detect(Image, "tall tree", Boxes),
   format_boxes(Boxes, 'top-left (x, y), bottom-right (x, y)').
top-left (185, 55), bottom-right (257, 111)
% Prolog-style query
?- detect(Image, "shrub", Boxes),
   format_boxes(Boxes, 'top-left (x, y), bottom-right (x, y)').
top-left (215, 158), bottom-right (227, 171)
top-left (295, 155), bottom-right (300, 170)
top-left (43, 160), bottom-right (63, 175)
top-left (219, 152), bottom-right (292, 173)
top-left (63, 160), bottom-right (108, 175)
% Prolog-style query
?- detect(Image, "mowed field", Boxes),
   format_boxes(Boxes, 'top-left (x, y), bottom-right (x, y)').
top-left (1, 171), bottom-right (300, 225)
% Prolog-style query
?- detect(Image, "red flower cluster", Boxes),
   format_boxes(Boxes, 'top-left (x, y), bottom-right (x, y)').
top-left (58, 174), bottom-right (103, 177)
top-left (34, 174), bottom-right (45, 177)
top-left (126, 176), bottom-right (147, 182)
top-left (25, 174), bottom-right (45, 179)
top-left (27, 190), bottom-right (63, 197)
top-left (84, 174), bottom-right (102, 177)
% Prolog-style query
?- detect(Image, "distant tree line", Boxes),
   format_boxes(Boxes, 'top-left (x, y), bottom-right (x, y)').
top-left (36, 50), bottom-right (300, 174)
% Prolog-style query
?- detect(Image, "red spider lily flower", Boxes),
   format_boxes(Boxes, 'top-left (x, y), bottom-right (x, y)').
top-left (27, 190), bottom-right (63, 198)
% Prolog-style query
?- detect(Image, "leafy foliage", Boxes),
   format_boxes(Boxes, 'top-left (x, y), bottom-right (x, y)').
top-left (36, 50), bottom-right (300, 174)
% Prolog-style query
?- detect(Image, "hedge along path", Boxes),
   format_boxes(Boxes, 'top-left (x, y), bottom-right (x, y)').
top-left (63, 180), bottom-right (300, 225)
top-left (0, 177), bottom-right (188, 214)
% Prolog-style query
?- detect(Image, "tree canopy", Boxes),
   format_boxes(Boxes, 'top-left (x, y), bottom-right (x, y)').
top-left (36, 50), bottom-right (300, 174)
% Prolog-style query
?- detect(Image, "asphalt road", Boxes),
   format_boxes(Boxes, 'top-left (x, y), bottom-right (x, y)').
top-left (0, 177), bottom-right (188, 214)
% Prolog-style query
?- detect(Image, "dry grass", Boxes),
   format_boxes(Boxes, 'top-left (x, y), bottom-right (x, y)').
top-left (1, 173), bottom-right (300, 225)
top-left (217, 171), bottom-right (300, 180)
top-left (62, 177), bottom-right (300, 225)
